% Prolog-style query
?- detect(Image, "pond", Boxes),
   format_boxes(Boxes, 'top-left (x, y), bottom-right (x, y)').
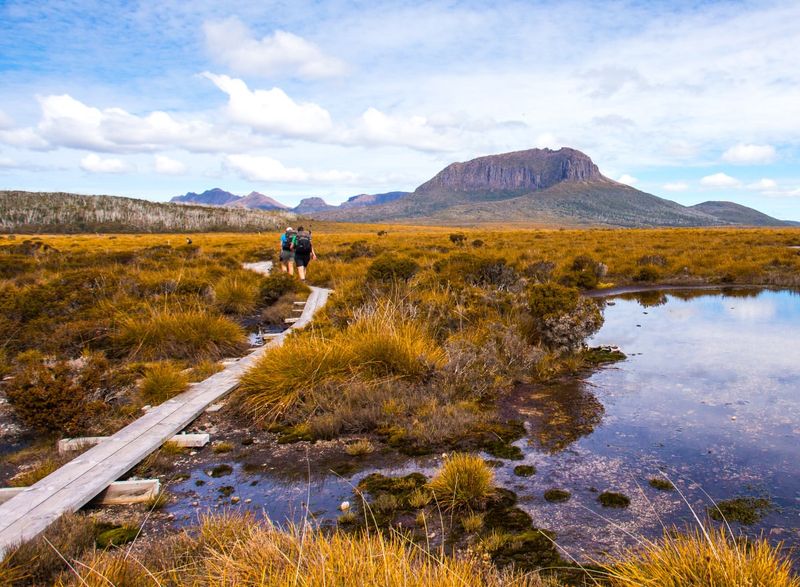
top-left (166, 288), bottom-right (800, 564)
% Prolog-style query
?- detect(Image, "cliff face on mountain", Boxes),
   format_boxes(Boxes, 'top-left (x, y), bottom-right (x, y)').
top-left (416, 148), bottom-right (602, 194)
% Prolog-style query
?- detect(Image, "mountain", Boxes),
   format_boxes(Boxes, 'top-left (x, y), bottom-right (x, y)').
top-left (171, 187), bottom-right (240, 206)
top-left (340, 191), bottom-right (410, 208)
top-left (225, 191), bottom-right (289, 211)
top-left (316, 148), bottom-right (720, 227)
top-left (293, 197), bottom-right (335, 214)
top-left (0, 191), bottom-right (295, 233)
top-left (689, 201), bottom-right (795, 227)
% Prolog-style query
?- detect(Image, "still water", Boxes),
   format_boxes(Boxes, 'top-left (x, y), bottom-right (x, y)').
top-left (168, 288), bottom-right (800, 562)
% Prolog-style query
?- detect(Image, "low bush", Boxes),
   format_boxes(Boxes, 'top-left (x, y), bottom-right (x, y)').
top-left (428, 453), bottom-right (495, 510)
top-left (139, 362), bottom-right (189, 404)
top-left (525, 284), bottom-right (604, 351)
top-left (260, 271), bottom-right (307, 305)
top-left (366, 253), bottom-right (420, 282)
top-left (5, 351), bottom-right (108, 435)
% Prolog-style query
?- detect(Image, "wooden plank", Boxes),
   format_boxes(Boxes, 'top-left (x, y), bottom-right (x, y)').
top-left (59, 433), bottom-right (210, 453)
top-left (0, 281), bottom-right (330, 558)
top-left (284, 317), bottom-right (299, 324)
top-left (1, 480), bottom-right (160, 506)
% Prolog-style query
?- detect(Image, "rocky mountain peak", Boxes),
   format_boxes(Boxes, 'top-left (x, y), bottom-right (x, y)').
top-left (415, 147), bottom-right (603, 194)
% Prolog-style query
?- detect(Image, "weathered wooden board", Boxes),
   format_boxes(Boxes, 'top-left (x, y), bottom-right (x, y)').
top-left (58, 433), bottom-right (210, 453)
top-left (0, 276), bottom-right (329, 559)
top-left (0, 479), bottom-right (160, 506)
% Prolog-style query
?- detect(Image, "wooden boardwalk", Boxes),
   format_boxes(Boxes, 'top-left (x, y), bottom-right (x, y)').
top-left (0, 262), bottom-right (329, 557)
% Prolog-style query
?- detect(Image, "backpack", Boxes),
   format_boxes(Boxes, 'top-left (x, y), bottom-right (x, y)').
top-left (281, 233), bottom-right (294, 251)
top-left (294, 232), bottom-right (312, 254)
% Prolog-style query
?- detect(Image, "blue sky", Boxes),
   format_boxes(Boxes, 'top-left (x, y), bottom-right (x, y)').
top-left (1, 0), bottom-right (799, 219)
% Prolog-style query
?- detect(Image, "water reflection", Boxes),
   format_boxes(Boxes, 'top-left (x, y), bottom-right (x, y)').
top-left (511, 382), bottom-right (604, 453)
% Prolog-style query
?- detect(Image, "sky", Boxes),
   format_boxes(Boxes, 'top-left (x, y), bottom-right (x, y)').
top-left (0, 0), bottom-right (799, 218)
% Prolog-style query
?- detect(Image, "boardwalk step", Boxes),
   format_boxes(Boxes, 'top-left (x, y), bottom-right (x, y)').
top-left (284, 317), bottom-right (299, 324)
top-left (0, 479), bottom-right (160, 506)
top-left (58, 433), bottom-right (210, 453)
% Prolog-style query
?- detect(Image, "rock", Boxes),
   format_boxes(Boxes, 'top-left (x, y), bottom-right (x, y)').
top-left (231, 496), bottom-right (240, 503)
top-left (340, 501), bottom-right (350, 511)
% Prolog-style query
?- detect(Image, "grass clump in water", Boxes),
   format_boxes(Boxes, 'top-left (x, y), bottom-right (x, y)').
top-left (543, 489), bottom-right (571, 503)
top-left (598, 491), bottom-right (631, 508)
top-left (648, 477), bottom-right (674, 491)
top-left (513, 465), bottom-right (536, 477)
top-left (428, 453), bottom-right (495, 511)
top-left (209, 464), bottom-right (233, 478)
top-left (345, 438), bottom-right (375, 456)
top-left (709, 497), bottom-right (772, 525)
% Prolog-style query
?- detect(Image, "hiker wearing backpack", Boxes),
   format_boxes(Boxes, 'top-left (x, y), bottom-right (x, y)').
top-left (293, 226), bottom-right (316, 282)
top-left (279, 227), bottom-right (296, 275)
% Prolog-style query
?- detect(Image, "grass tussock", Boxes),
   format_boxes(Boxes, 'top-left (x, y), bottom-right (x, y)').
top-left (9, 455), bottom-right (64, 487)
top-left (139, 361), bottom-right (189, 404)
top-left (116, 308), bottom-right (247, 361)
top-left (58, 513), bottom-right (550, 587)
top-left (211, 271), bottom-right (262, 314)
top-left (428, 453), bottom-right (495, 511)
top-left (603, 525), bottom-right (800, 587)
top-left (238, 302), bottom-right (445, 421)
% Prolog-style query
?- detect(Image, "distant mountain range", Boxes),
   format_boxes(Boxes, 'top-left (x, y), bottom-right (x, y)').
top-left (315, 148), bottom-right (798, 228)
top-left (171, 189), bottom-right (409, 215)
top-left (170, 148), bottom-right (796, 228)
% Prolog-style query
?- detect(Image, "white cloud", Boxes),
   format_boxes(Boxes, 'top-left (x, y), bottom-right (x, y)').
top-left (617, 174), bottom-right (638, 185)
top-left (0, 156), bottom-right (17, 168)
top-left (663, 182), bottom-right (689, 192)
top-left (748, 178), bottom-right (777, 190)
top-left (204, 17), bottom-right (346, 79)
top-left (722, 143), bottom-right (776, 164)
top-left (154, 155), bottom-right (187, 175)
top-left (8, 93), bottom-right (258, 153)
top-left (204, 73), bottom-right (333, 138)
top-left (700, 172), bottom-right (741, 188)
top-left (225, 154), bottom-right (357, 184)
top-left (80, 153), bottom-right (131, 173)
top-left (0, 110), bottom-right (13, 130)
top-left (342, 107), bottom-right (461, 152)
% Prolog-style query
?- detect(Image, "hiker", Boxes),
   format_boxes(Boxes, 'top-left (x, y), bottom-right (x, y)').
top-left (293, 226), bottom-right (316, 282)
top-left (279, 227), bottom-right (296, 275)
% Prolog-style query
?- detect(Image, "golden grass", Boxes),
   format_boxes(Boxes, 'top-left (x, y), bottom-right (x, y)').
top-left (8, 456), bottom-right (63, 487)
top-left (602, 525), bottom-right (800, 587)
top-left (116, 308), bottom-right (247, 361)
top-left (59, 512), bottom-right (551, 586)
top-left (237, 302), bottom-right (445, 421)
top-left (428, 453), bottom-right (496, 511)
top-left (212, 271), bottom-right (262, 314)
top-left (138, 361), bottom-right (189, 404)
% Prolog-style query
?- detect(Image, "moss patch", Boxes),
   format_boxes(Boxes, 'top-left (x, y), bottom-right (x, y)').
top-left (648, 477), bottom-right (674, 491)
top-left (513, 465), bottom-right (536, 477)
top-left (487, 529), bottom-right (562, 575)
top-left (543, 489), bottom-right (571, 503)
top-left (95, 525), bottom-right (138, 549)
top-left (598, 491), bottom-right (630, 508)
top-left (218, 485), bottom-right (235, 497)
top-left (708, 497), bottom-right (772, 525)
top-left (209, 464), bottom-right (233, 478)
top-left (485, 441), bottom-right (524, 460)
top-left (583, 346), bottom-right (627, 364)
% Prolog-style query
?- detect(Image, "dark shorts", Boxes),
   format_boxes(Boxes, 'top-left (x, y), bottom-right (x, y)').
top-left (295, 253), bottom-right (311, 267)
top-left (280, 249), bottom-right (294, 263)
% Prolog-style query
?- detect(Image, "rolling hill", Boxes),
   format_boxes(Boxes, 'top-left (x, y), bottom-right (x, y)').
top-left (0, 191), bottom-right (295, 233)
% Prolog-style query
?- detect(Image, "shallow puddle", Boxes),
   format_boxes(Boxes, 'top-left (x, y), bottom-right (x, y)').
top-left (166, 288), bottom-right (800, 565)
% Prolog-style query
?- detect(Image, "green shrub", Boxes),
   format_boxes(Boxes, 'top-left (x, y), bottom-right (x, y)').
top-left (5, 352), bottom-right (108, 435)
top-left (434, 253), bottom-right (518, 290)
top-left (139, 362), bottom-right (189, 404)
top-left (634, 266), bottom-right (660, 282)
top-left (525, 283), bottom-right (603, 351)
top-left (428, 453), bottom-right (495, 510)
top-left (366, 254), bottom-right (420, 282)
